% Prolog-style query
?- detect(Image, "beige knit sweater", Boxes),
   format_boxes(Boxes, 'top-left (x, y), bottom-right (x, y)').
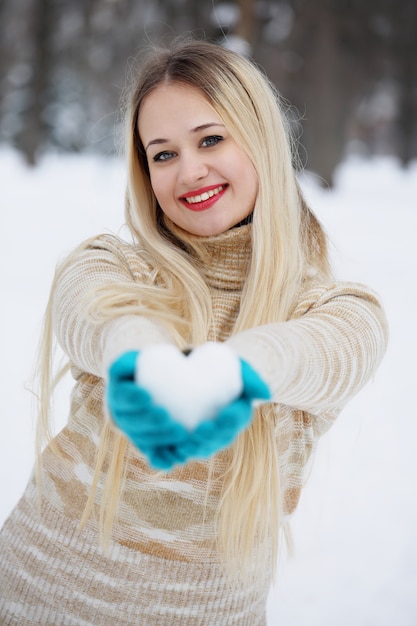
top-left (0, 224), bottom-right (388, 625)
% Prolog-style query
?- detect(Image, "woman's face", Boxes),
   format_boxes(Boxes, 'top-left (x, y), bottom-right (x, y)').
top-left (138, 83), bottom-right (258, 236)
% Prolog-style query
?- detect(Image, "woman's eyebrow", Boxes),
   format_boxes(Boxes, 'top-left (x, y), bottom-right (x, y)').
top-left (145, 138), bottom-right (169, 150)
top-left (192, 122), bottom-right (225, 133)
top-left (145, 123), bottom-right (225, 150)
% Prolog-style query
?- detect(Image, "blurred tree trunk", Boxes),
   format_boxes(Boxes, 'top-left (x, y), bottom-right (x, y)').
top-left (16, 0), bottom-right (54, 164)
top-left (235, 0), bottom-right (257, 45)
top-left (296, 7), bottom-right (346, 184)
top-left (0, 0), bottom-right (7, 156)
top-left (393, 2), bottom-right (417, 165)
top-left (0, 0), bottom-right (7, 88)
top-left (398, 59), bottom-right (417, 165)
top-left (279, 1), bottom-right (365, 185)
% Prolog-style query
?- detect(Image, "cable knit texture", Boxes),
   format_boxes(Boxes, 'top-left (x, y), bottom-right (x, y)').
top-left (0, 224), bottom-right (388, 625)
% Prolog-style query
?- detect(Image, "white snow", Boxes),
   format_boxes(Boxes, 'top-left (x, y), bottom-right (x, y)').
top-left (1, 148), bottom-right (416, 624)
top-left (136, 343), bottom-right (243, 430)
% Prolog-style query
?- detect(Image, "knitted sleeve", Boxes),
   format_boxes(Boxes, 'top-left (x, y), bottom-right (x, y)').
top-left (226, 281), bottom-right (388, 415)
top-left (51, 234), bottom-right (174, 378)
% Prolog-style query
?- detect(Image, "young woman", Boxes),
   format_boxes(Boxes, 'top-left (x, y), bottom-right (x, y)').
top-left (0, 39), bottom-right (388, 625)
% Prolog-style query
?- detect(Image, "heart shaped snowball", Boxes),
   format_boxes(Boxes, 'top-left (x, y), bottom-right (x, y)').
top-left (135, 343), bottom-right (243, 430)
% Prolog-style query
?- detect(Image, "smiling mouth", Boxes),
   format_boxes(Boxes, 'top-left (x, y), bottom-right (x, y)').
top-left (179, 184), bottom-right (228, 212)
top-left (183, 185), bottom-right (226, 205)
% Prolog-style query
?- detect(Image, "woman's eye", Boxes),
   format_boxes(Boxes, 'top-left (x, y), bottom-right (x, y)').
top-left (153, 151), bottom-right (175, 162)
top-left (201, 135), bottom-right (223, 148)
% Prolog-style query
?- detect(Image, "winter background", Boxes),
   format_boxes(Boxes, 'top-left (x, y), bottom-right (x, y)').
top-left (1, 147), bottom-right (416, 624)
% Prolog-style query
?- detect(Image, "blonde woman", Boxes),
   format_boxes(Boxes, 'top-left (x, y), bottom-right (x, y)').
top-left (0, 39), bottom-right (388, 625)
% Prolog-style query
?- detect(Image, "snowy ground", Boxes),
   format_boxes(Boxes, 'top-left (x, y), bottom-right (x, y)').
top-left (1, 148), bottom-right (416, 624)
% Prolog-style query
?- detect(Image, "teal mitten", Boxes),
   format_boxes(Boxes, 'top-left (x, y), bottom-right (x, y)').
top-left (107, 344), bottom-right (271, 470)
top-left (107, 351), bottom-right (189, 455)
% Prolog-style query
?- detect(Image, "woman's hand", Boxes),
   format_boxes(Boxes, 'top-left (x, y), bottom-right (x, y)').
top-left (106, 344), bottom-right (271, 470)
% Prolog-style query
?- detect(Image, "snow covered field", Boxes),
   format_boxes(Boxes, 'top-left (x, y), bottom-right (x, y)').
top-left (1, 148), bottom-right (416, 624)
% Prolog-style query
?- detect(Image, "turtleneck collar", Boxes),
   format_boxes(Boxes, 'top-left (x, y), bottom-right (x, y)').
top-left (185, 223), bottom-right (252, 291)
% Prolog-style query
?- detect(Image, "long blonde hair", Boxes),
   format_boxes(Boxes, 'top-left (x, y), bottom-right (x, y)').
top-left (36, 38), bottom-right (330, 582)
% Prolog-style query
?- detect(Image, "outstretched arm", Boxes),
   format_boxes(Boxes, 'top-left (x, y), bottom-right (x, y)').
top-left (226, 281), bottom-right (388, 415)
top-left (51, 235), bottom-right (174, 378)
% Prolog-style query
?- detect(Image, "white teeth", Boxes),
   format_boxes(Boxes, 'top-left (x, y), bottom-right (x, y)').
top-left (184, 185), bottom-right (224, 204)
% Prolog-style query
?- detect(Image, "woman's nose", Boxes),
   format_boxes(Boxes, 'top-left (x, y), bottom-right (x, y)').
top-left (178, 153), bottom-right (209, 186)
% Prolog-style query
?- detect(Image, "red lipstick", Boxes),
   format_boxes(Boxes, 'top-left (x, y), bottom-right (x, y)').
top-left (179, 184), bottom-right (228, 212)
